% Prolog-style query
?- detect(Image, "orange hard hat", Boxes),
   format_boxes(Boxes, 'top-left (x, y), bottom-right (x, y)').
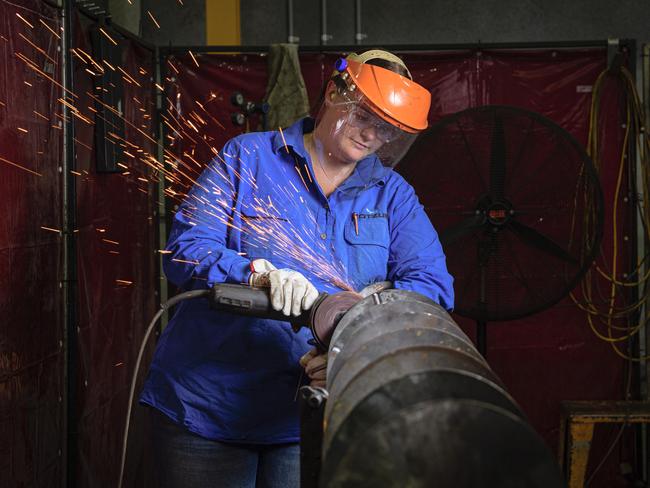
top-left (339, 58), bottom-right (431, 133)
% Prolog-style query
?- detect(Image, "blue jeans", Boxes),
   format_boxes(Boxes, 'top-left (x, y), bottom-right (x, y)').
top-left (151, 409), bottom-right (300, 488)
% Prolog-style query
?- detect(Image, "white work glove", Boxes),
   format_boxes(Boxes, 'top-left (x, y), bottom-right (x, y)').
top-left (299, 348), bottom-right (327, 388)
top-left (249, 259), bottom-right (319, 317)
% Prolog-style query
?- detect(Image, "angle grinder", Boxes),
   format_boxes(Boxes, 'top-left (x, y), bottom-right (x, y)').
top-left (210, 283), bottom-right (362, 350)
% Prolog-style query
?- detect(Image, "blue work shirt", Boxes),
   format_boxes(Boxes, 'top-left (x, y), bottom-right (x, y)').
top-left (140, 117), bottom-right (453, 444)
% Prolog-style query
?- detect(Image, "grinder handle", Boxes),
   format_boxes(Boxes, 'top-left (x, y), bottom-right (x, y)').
top-left (209, 283), bottom-right (323, 327)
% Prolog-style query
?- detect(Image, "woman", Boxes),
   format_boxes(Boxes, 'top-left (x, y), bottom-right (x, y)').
top-left (141, 49), bottom-right (453, 488)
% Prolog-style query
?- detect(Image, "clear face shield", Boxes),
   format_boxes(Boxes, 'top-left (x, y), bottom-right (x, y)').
top-left (314, 58), bottom-right (431, 168)
top-left (330, 91), bottom-right (418, 168)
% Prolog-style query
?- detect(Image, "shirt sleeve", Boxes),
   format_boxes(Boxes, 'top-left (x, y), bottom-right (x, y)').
top-left (163, 140), bottom-right (252, 289)
top-left (387, 179), bottom-right (454, 310)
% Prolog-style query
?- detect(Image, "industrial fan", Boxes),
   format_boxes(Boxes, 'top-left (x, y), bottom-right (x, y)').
top-left (398, 105), bottom-right (604, 353)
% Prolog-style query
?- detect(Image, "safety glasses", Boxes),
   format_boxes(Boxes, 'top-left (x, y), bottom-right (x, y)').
top-left (345, 105), bottom-right (403, 143)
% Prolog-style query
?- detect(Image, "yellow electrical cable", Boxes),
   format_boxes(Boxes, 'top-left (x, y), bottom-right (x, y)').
top-left (605, 102), bottom-right (631, 333)
top-left (571, 292), bottom-right (647, 320)
top-left (571, 64), bottom-right (650, 361)
top-left (595, 265), bottom-right (650, 286)
top-left (610, 70), bottom-right (650, 358)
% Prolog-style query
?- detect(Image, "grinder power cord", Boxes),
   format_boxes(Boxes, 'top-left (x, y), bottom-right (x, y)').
top-left (117, 289), bottom-right (209, 488)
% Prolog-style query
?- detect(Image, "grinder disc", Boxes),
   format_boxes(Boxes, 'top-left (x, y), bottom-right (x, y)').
top-left (310, 291), bottom-right (361, 350)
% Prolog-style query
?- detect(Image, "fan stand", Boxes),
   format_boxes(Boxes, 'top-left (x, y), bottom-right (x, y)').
top-left (477, 320), bottom-right (487, 357)
top-left (476, 236), bottom-right (492, 357)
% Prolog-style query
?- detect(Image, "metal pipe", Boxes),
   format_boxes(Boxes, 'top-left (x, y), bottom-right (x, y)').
top-left (154, 46), bottom-right (169, 327)
top-left (354, 0), bottom-right (365, 45)
top-left (159, 40), bottom-right (615, 56)
top-left (286, 0), bottom-right (298, 43)
top-left (320, 289), bottom-right (564, 488)
top-left (61, 1), bottom-right (78, 487)
top-left (320, 0), bottom-right (331, 45)
top-left (199, 283), bottom-right (561, 486)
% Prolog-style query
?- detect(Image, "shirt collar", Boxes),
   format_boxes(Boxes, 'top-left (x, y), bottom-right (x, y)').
top-left (341, 155), bottom-right (390, 192)
top-left (271, 117), bottom-right (313, 158)
top-left (272, 117), bottom-right (391, 190)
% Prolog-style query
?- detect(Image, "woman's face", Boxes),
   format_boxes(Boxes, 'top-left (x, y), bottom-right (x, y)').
top-left (314, 87), bottom-right (387, 165)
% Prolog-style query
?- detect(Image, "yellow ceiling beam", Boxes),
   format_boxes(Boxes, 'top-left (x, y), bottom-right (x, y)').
top-left (206, 0), bottom-right (241, 45)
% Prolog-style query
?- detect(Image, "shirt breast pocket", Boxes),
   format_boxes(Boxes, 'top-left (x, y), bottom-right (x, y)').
top-left (343, 213), bottom-right (390, 289)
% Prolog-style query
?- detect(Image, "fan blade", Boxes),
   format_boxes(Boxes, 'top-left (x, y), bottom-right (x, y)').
top-left (508, 220), bottom-right (577, 264)
top-left (489, 113), bottom-right (506, 201)
top-left (440, 215), bottom-right (485, 246)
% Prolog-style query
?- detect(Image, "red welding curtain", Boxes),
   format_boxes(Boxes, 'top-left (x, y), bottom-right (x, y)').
top-left (1, 6), bottom-right (160, 486)
top-left (165, 48), bottom-right (630, 487)
top-left (0, 1), bottom-right (64, 485)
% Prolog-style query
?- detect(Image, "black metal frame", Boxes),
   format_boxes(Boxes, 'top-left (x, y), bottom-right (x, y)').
top-left (54, 28), bottom-right (640, 485)
top-left (155, 38), bottom-right (640, 487)
top-left (616, 39), bottom-right (648, 486)
top-left (61, 3), bottom-right (77, 486)
top-left (160, 40), bottom-right (618, 55)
